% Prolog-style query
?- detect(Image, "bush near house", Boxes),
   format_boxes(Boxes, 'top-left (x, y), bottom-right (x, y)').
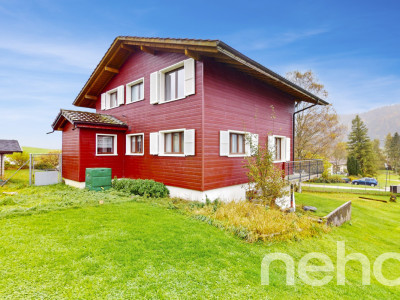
top-left (112, 178), bottom-right (169, 198)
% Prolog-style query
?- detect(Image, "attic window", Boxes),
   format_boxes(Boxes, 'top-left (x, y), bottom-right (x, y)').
top-left (126, 78), bottom-right (144, 104)
top-left (101, 85), bottom-right (125, 110)
top-left (149, 58), bottom-right (195, 104)
top-left (165, 67), bottom-right (184, 101)
top-left (110, 92), bottom-right (117, 108)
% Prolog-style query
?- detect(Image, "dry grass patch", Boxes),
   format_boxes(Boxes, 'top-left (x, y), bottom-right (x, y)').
top-left (194, 201), bottom-right (329, 242)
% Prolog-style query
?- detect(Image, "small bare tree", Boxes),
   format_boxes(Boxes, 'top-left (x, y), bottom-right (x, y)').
top-left (244, 135), bottom-right (288, 208)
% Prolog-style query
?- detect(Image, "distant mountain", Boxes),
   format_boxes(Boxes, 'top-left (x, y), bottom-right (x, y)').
top-left (340, 104), bottom-right (400, 143)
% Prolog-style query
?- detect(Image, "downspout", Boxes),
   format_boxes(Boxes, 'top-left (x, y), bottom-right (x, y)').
top-left (292, 100), bottom-right (319, 161)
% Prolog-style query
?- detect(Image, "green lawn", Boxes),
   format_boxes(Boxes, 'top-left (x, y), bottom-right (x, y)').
top-left (0, 174), bottom-right (399, 298)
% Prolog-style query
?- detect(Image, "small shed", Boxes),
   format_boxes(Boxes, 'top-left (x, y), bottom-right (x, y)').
top-left (0, 140), bottom-right (22, 179)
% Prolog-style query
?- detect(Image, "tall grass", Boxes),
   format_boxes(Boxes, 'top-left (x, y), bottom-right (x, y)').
top-left (194, 202), bottom-right (329, 242)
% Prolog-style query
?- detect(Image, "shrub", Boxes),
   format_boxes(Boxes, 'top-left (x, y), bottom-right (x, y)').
top-left (308, 174), bottom-right (346, 183)
top-left (6, 152), bottom-right (29, 169)
top-left (34, 151), bottom-right (61, 170)
top-left (112, 178), bottom-right (169, 198)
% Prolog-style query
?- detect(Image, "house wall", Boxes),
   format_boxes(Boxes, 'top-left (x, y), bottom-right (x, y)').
top-left (62, 122), bottom-right (80, 182)
top-left (203, 58), bottom-right (295, 191)
top-left (87, 51), bottom-right (204, 190)
top-left (78, 128), bottom-right (126, 181)
top-left (64, 50), bottom-right (296, 197)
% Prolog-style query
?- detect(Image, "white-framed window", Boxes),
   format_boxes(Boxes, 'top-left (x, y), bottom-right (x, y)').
top-left (126, 133), bottom-right (144, 155)
top-left (268, 135), bottom-right (291, 162)
top-left (96, 134), bottom-right (118, 156)
top-left (219, 130), bottom-right (258, 157)
top-left (101, 85), bottom-right (124, 110)
top-left (149, 58), bottom-right (195, 104)
top-left (126, 78), bottom-right (144, 104)
top-left (149, 129), bottom-right (195, 157)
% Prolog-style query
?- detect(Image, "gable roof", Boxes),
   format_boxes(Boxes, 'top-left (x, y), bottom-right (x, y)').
top-left (0, 140), bottom-right (22, 154)
top-left (73, 36), bottom-right (329, 108)
top-left (52, 109), bottom-right (128, 131)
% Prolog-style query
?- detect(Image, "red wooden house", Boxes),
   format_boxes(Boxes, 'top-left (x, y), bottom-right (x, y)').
top-left (52, 37), bottom-right (327, 201)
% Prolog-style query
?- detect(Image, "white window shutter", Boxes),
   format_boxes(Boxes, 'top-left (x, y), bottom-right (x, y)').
top-left (285, 137), bottom-right (291, 161)
top-left (117, 85), bottom-right (124, 106)
top-left (158, 132), bottom-right (164, 155)
top-left (150, 71), bottom-right (159, 104)
top-left (220, 131), bottom-right (229, 156)
top-left (184, 129), bottom-right (195, 156)
top-left (126, 85), bottom-right (131, 104)
top-left (101, 93), bottom-right (106, 110)
top-left (149, 132), bottom-right (159, 155)
top-left (251, 133), bottom-right (259, 156)
top-left (125, 135), bottom-right (130, 154)
top-left (268, 135), bottom-right (275, 160)
top-left (105, 93), bottom-right (110, 110)
top-left (245, 132), bottom-right (251, 156)
top-left (184, 58), bottom-right (195, 96)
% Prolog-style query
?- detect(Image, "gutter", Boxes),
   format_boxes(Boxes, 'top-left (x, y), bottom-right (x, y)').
top-left (292, 100), bottom-right (319, 161)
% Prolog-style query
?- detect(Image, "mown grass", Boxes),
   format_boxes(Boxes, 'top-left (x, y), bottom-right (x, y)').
top-left (0, 172), bottom-right (399, 298)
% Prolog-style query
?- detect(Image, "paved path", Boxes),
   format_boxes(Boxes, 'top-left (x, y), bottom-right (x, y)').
top-left (303, 183), bottom-right (389, 192)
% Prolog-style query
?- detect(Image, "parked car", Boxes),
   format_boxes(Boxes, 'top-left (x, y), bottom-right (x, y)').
top-left (351, 178), bottom-right (378, 186)
top-left (341, 177), bottom-right (350, 183)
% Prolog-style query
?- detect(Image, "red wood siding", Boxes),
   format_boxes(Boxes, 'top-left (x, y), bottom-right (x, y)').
top-left (78, 128), bottom-right (125, 181)
top-left (63, 51), bottom-right (296, 192)
top-left (62, 122), bottom-right (80, 181)
top-left (203, 58), bottom-right (294, 190)
top-left (86, 51), bottom-right (204, 190)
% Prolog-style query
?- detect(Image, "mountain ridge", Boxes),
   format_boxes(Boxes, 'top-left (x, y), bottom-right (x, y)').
top-left (339, 104), bottom-right (400, 143)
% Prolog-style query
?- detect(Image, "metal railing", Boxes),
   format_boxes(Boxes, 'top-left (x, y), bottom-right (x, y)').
top-left (284, 159), bottom-right (323, 183)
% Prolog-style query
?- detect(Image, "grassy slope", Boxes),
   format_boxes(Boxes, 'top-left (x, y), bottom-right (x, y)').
top-left (0, 177), bottom-right (399, 298)
top-left (22, 146), bottom-right (59, 154)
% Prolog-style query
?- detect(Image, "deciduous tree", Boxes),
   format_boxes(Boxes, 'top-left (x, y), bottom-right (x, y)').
top-left (286, 70), bottom-right (345, 160)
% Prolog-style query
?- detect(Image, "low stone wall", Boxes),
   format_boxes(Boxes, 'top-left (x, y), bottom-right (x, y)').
top-left (324, 201), bottom-right (352, 226)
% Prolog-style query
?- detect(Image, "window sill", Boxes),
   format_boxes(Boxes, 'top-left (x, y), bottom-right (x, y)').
top-left (125, 153), bottom-right (144, 156)
top-left (126, 98), bottom-right (145, 105)
top-left (228, 154), bottom-right (247, 158)
top-left (158, 153), bottom-right (186, 157)
top-left (158, 96), bottom-right (187, 105)
top-left (96, 154), bottom-right (118, 156)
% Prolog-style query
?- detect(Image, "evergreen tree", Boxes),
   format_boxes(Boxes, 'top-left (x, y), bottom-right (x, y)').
top-left (391, 132), bottom-right (400, 173)
top-left (347, 156), bottom-right (360, 175)
top-left (384, 133), bottom-right (393, 167)
top-left (347, 115), bottom-right (375, 175)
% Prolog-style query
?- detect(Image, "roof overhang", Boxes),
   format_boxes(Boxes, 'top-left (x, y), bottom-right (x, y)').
top-left (73, 36), bottom-right (329, 108)
top-left (52, 110), bottom-right (128, 131)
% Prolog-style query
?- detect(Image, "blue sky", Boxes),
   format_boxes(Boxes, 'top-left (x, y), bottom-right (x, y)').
top-left (1, 0), bottom-right (399, 148)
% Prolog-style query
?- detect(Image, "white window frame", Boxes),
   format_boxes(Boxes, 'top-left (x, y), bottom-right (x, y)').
top-left (96, 133), bottom-right (118, 156)
top-left (158, 128), bottom-right (186, 157)
top-left (126, 78), bottom-right (145, 104)
top-left (160, 61), bottom-right (185, 103)
top-left (150, 58), bottom-right (195, 105)
top-left (270, 135), bottom-right (287, 163)
top-left (227, 130), bottom-right (247, 158)
top-left (126, 133), bottom-right (144, 156)
top-left (103, 85), bottom-right (124, 110)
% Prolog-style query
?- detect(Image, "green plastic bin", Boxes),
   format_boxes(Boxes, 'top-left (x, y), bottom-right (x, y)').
top-left (86, 168), bottom-right (112, 191)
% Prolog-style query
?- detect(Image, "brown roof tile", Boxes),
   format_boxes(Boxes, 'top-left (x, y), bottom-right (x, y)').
top-left (0, 140), bottom-right (22, 154)
top-left (52, 109), bottom-right (127, 130)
